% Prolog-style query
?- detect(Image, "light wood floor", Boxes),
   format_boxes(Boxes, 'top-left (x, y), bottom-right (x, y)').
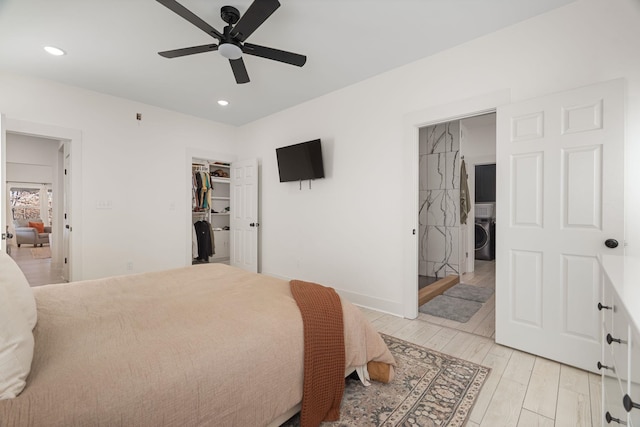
top-left (367, 259), bottom-right (600, 426)
top-left (9, 244), bottom-right (66, 286)
top-left (10, 251), bottom-right (599, 425)
top-left (418, 260), bottom-right (497, 337)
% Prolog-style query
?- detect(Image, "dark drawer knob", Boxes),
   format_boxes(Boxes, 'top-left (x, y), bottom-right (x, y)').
top-left (605, 239), bottom-right (619, 248)
top-left (598, 361), bottom-right (613, 371)
top-left (598, 302), bottom-right (612, 311)
top-left (605, 411), bottom-right (625, 424)
top-left (623, 394), bottom-right (640, 412)
top-left (607, 333), bottom-right (622, 345)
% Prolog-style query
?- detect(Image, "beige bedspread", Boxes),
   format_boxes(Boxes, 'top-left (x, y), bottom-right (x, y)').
top-left (0, 264), bottom-right (394, 427)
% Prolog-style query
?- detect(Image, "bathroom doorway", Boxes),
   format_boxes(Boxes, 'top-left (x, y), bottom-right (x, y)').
top-left (417, 113), bottom-right (496, 332)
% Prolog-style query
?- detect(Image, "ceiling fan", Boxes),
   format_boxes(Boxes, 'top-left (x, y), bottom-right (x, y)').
top-left (156, 0), bottom-right (306, 84)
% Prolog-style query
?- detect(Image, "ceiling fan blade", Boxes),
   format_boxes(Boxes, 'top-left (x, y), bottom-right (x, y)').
top-left (156, 0), bottom-right (223, 40)
top-left (158, 44), bottom-right (218, 58)
top-left (229, 58), bottom-right (250, 84)
top-left (230, 0), bottom-right (280, 42)
top-left (242, 43), bottom-right (306, 67)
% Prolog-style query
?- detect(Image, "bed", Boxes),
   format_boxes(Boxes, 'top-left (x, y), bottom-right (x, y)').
top-left (0, 257), bottom-right (395, 427)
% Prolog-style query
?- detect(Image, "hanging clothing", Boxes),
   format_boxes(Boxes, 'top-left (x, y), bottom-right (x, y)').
top-left (460, 159), bottom-right (471, 224)
top-left (194, 220), bottom-right (215, 261)
top-left (194, 171), bottom-right (204, 209)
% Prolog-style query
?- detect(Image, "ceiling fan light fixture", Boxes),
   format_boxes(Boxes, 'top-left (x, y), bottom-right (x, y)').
top-left (218, 43), bottom-right (242, 60)
top-left (44, 46), bottom-right (66, 56)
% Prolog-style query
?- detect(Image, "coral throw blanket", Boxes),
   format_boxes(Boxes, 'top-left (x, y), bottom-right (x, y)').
top-left (290, 280), bottom-right (345, 427)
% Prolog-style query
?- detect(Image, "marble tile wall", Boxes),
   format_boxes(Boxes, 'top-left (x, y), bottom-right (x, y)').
top-left (418, 121), bottom-right (460, 278)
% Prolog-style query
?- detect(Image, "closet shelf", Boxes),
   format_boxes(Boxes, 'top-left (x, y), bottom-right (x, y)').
top-left (212, 213), bottom-right (230, 216)
top-left (211, 196), bottom-right (230, 200)
top-left (211, 178), bottom-right (230, 184)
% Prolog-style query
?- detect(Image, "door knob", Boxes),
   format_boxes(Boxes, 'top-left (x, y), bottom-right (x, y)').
top-left (605, 239), bottom-right (619, 248)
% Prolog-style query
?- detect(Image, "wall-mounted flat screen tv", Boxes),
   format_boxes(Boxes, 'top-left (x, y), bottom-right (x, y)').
top-left (276, 139), bottom-right (325, 182)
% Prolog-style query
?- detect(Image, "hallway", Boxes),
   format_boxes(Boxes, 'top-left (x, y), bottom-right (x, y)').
top-left (9, 243), bottom-right (66, 287)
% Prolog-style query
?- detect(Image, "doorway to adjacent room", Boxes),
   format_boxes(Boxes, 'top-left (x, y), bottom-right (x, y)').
top-left (416, 113), bottom-right (496, 333)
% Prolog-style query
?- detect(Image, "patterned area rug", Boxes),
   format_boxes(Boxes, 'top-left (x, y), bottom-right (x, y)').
top-left (30, 247), bottom-right (51, 259)
top-left (281, 334), bottom-right (489, 426)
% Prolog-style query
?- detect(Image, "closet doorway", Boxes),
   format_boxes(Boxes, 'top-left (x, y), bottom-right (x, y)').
top-left (416, 113), bottom-right (496, 335)
top-left (188, 155), bottom-right (260, 273)
top-left (191, 158), bottom-right (232, 265)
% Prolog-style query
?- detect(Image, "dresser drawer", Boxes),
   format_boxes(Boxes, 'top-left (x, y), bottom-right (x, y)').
top-left (628, 327), bottom-right (640, 427)
top-left (604, 368), bottom-right (627, 425)
top-left (599, 255), bottom-right (640, 427)
top-left (601, 276), bottom-right (615, 340)
top-left (608, 292), bottom-right (630, 386)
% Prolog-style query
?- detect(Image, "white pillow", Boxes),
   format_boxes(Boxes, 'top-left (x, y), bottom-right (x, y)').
top-left (0, 282), bottom-right (35, 399)
top-left (0, 251), bottom-right (37, 329)
top-left (0, 251), bottom-right (36, 399)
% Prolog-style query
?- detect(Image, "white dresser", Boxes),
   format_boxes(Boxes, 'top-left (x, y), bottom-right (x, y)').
top-left (600, 255), bottom-right (640, 425)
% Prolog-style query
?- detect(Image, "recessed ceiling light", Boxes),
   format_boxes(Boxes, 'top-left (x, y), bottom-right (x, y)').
top-left (44, 46), bottom-right (65, 56)
top-left (217, 100), bottom-right (229, 106)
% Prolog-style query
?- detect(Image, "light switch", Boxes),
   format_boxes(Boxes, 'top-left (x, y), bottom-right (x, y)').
top-left (96, 200), bottom-right (113, 209)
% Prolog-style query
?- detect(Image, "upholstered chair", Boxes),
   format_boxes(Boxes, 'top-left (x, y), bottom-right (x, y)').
top-left (13, 219), bottom-right (51, 247)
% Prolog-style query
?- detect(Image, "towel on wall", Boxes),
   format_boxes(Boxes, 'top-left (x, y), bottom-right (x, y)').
top-left (460, 159), bottom-right (471, 224)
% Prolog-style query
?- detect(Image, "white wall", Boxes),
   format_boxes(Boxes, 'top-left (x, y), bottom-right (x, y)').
top-left (0, 73), bottom-right (238, 279)
top-left (236, 0), bottom-right (640, 314)
top-left (1, 0), bottom-right (639, 315)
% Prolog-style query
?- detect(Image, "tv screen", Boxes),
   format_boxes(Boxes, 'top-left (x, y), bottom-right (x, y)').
top-left (276, 139), bottom-right (325, 182)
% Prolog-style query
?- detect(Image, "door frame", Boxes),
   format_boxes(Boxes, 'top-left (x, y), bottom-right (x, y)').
top-left (402, 90), bottom-right (511, 318)
top-left (185, 148), bottom-right (236, 266)
top-left (1, 117), bottom-right (83, 281)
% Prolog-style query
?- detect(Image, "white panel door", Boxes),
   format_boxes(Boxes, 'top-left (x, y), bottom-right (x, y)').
top-left (230, 158), bottom-right (258, 273)
top-left (496, 79), bottom-right (624, 372)
top-left (0, 114), bottom-right (5, 253)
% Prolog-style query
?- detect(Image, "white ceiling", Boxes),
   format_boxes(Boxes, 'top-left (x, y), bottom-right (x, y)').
top-left (0, 0), bottom-right (575, 126)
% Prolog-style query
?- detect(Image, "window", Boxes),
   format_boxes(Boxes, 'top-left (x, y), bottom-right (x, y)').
top-left (10, 186), bottom-right (53, 225)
